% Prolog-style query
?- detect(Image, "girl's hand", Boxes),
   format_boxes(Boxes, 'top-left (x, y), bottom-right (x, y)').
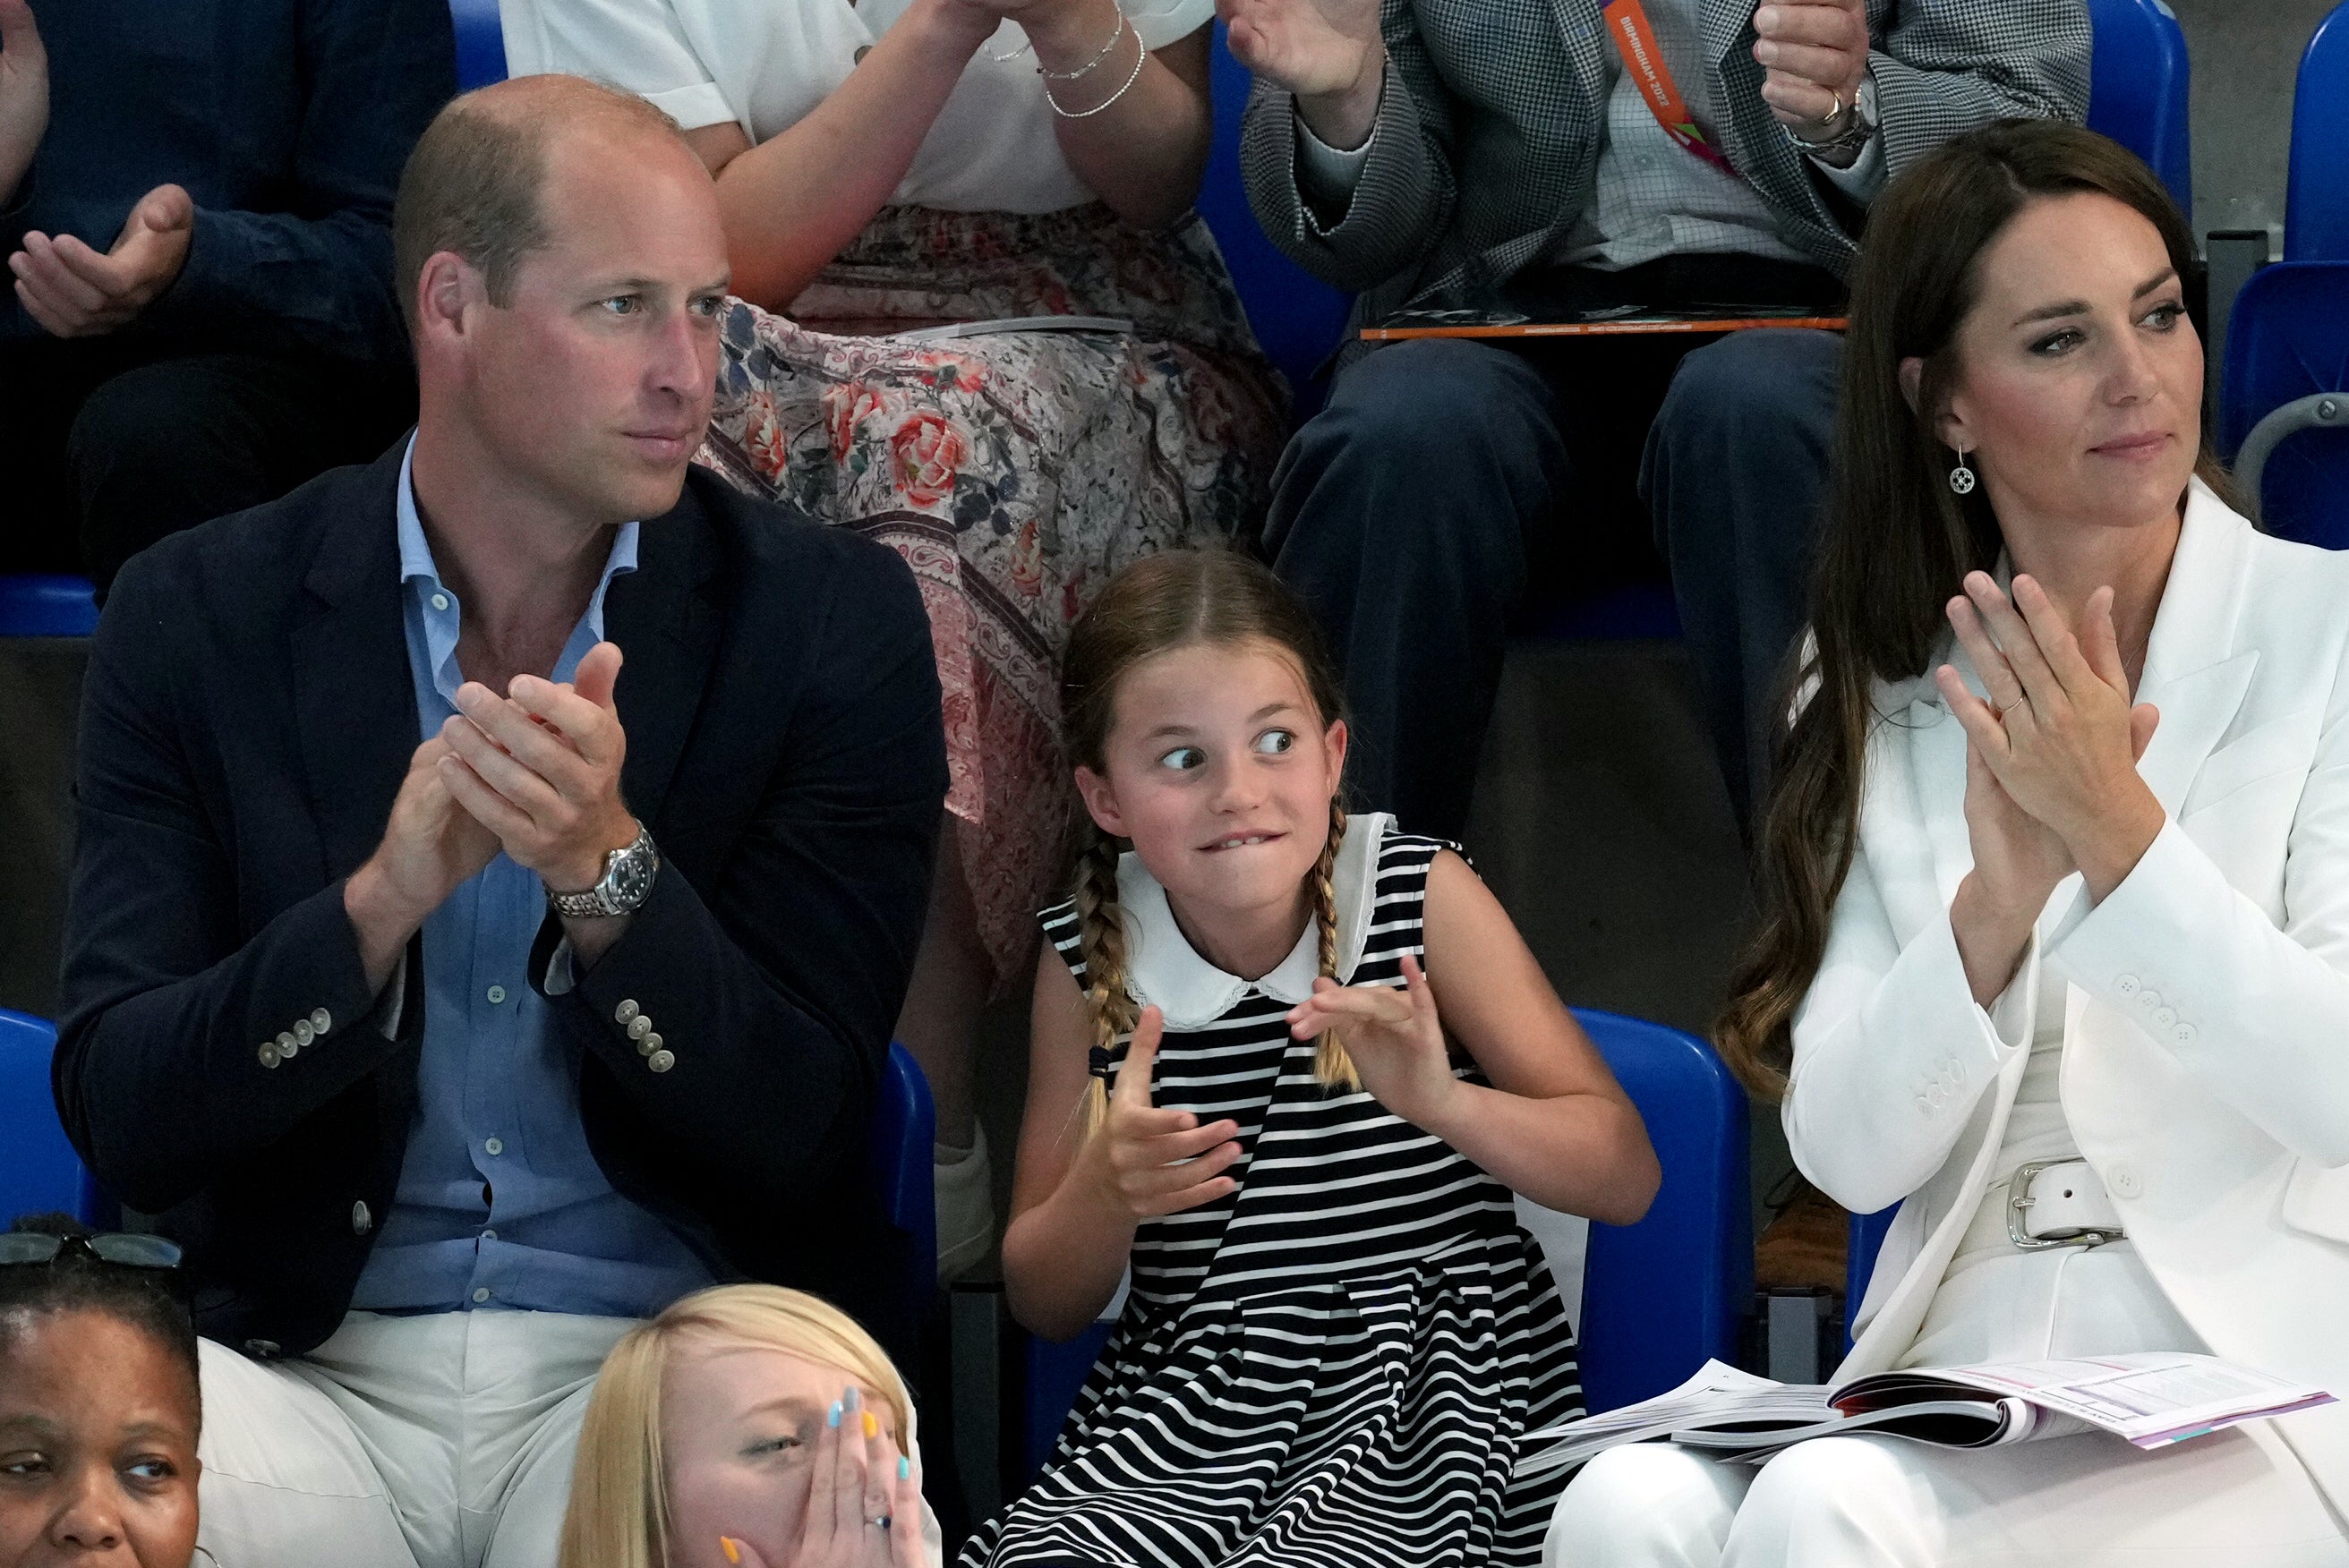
top-left (1086, 1006), bottom-right (1245, 1220)
top-left (720, 1386), bottom-right (925, 1568)
top-left (1285, 953), bottom-right (1458, 1126)
top-left (1935, 573), bottom-right (2164, 900)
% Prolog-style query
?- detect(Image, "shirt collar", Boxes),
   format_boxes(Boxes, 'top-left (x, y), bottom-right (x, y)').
top-left (1119, 812), bottom-right (1390, 1031)
top-left (395, 437), bottom-right (641, 698)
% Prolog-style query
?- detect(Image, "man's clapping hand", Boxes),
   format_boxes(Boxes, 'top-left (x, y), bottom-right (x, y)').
top-left (436, 639), bottom-right (639, 898)
top-left (345, 737), bottom-right (504, 991)
top-left (1219, 0), bottom-right (1384, 149)
top-left (12, 182), bottom-right (195, 337)
top-left (1752, 0), bottom-right (1870, 138)
top-left (0, 0), bottom-right (46, 204)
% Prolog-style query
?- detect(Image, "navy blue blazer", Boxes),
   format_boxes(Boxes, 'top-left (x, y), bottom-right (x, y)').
top-left (55, 445), bottom-right (947, 1368)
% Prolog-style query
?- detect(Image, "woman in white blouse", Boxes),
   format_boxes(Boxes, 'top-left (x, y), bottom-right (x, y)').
top-left (1545, 119), bottom-right (2349, 1566)
top-left (504, 0), bottom-right (1287, 1281)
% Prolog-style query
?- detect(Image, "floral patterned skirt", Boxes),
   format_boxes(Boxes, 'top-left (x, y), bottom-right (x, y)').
top-left (696, 203), bottom-right (1288, 986)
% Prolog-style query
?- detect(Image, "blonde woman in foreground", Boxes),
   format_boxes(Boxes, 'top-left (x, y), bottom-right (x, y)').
top-left (559, 1285), bottom-right (938, 1568)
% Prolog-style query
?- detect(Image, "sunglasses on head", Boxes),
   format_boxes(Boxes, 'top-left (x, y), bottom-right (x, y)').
top-left (0, 1231), bottom-right (184, 1269)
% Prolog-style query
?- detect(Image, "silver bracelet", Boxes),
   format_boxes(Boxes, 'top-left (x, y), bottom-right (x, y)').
top-left (1043, 23), bottom-right (1146, 116)
top-left (985, 37), bottom-right (1033, 63)
top-left (1037, 9), bottom-right (1126, 80)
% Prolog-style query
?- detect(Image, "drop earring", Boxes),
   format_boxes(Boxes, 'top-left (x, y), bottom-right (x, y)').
top-left (1949, 447), bottom-right (1977, 495)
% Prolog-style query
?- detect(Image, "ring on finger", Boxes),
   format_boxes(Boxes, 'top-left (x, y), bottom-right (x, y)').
top-left (866, 1517), bottom-right (892, 1530)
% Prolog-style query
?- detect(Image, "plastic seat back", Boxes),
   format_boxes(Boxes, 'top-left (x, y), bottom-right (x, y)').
top-left (872, 1041), bottom-right (938, 1309)
top-left (1197, 23), bottom-right (1354, 420)
top-left (0, 575), bottom-right (98, 637)
top-left (2217, 260), bottom-right (2349, 550)
top-left (1576, 1009), bottom-right (1753, 1412)
top-left (0, 1011), bottom-right (106, 1229)
top-left (2288, 2), bottom-right (2349, 260)
top-left (2085, 0), bottom-right (2191, 211)
top-left (452, 0), bottom-right (508, 89)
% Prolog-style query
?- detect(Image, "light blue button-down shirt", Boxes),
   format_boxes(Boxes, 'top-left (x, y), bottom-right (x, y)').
top-left (350, 440), bottom-right (713, 1320)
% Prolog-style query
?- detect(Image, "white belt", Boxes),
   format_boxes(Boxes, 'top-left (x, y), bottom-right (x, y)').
top-left (2006, 1158), bottom-right (2127, 1249)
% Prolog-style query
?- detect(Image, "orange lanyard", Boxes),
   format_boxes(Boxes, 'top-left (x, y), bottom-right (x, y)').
top-left (1601, 0), bottom-right (1739, 176)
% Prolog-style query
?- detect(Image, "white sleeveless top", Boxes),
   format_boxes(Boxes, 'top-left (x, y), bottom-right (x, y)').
top-left (499, 0), bottom-right (1213, 214)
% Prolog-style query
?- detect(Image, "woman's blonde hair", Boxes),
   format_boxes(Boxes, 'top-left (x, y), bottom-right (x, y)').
top-left (557, 1284), bottom-right (914, 1568)
top-left (1060, 550), bottom-right (1357, 1136)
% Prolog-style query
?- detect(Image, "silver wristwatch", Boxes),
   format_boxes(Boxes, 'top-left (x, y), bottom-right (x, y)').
top-left (548, 823), bottom-right (660, 918)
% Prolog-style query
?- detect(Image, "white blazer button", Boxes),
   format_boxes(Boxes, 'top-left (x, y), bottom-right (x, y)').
top-left (2108, 1163), bottom-right (2144, 1198)
top-left (294, 1019), bottom-right (315, 1047)
top-left (627, 1016), bottom-right (653, 1041)
top-left (2174, 1023), bottom-right (2198, 1044)
top-left (311, 1008), bottom-right (332, 1035)
top-left (616, 1000), bottom-right (640, 1025)
top-left (1917, 1095), bottom-right (1932, 1113)
top-left (277, 1030), bottom-right (299, 1060)
top-left (637, 1031), bottom-right (662, 1058)
top-left (648, 1049), bottom-right (676, 1073)
top-left (258, 1042), bottom-right (282, 1069)
top-left (352, 1201), bottom-right (372, 1235)
top-left (2138, 989), bottom-right (2162, 1010)
top-left (2153, 1006), bottom-right (2177, 1027)
top-left (2115, 975), bottom-right (2140, 995)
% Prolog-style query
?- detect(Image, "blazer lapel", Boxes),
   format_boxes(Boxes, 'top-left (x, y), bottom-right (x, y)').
top-left (602, 488), bottom-right (724, 829)
top-left (290, 447), bottom-right (423, 882)
top-left (2133, 483), bottom-right (2261, 817)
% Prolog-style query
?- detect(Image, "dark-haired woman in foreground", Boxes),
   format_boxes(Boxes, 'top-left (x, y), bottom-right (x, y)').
top-left (0, 1215), bottom-right (202, 1568)
top-left (1545, 120), bottom-right (2349, 1565)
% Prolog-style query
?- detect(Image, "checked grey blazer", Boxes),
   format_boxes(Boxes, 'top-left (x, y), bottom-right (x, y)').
top-left (1238, 0), bottom-right (2089, 322)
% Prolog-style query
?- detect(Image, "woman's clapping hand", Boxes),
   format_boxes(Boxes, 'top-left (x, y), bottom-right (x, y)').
top-left (1935, 572), bottom-right (2165, 907)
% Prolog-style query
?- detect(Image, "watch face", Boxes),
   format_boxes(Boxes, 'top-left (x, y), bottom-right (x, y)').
top-left (606, 847), bottom-right (655, 906)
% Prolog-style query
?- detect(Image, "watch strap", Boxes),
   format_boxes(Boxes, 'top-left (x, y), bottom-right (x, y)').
top-left (548, 824), bottom-right (657, 918)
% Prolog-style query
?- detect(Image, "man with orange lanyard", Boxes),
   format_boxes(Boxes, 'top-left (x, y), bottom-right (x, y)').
top-left (1224, 0), bottom-right (2088, 838)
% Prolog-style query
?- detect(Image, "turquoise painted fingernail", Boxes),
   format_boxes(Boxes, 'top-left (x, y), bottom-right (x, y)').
top-left (828, 1400), bottom-right (842, 1428)
top-left (898, 1455), bottom-right (910, 1480)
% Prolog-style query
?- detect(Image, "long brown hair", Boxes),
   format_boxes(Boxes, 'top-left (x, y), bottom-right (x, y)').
top-left (1715, 120), bottom-right (2230, 1097)
top-left (1061, 550), bottom-right (1356, 1131)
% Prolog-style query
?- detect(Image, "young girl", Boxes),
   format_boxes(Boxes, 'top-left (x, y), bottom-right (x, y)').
top-left (968, 550), bottom-right (1661, 1568)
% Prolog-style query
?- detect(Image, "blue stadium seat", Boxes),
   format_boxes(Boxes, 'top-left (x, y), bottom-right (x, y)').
top-left (0, 1011), bottom-right (108, 1229)
top-left (1013, 1007), bottom-right (1752, 1480)
top-left (1576, 1009), bottom-right (1752, 1412)
top-left (2217, 260), bottom-right (2349, 550)
top-left (1844, 1204), bottom-right (1898, 1355)
top-left (1199, 22), bottom-right (1353, 421)
top-left (2287, 1), bottom-right (2349, 261)
top-left (0, 575), bottom-right (99, 637)
top-left (451, 0), bottom-right (508, 90)
top-left (874, 1041), bottom-right (939, 1308)
top-left (2085, 0), bottom-right (2191, 212)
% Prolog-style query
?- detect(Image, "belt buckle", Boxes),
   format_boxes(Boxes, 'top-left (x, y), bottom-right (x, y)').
top-left (2006, 1158), bottom-right (2125, 1251)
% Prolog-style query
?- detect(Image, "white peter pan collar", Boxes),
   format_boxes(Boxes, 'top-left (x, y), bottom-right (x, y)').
top-left (1118, 812), bottom-right (1392, 1032)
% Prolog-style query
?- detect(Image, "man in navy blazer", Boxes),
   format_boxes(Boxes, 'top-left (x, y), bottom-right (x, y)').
top-left (54, 76), bottom-right (945, 1568)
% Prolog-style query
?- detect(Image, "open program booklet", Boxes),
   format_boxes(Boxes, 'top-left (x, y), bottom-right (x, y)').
top-left (1517, 1354), bottom-right (2335, 1477)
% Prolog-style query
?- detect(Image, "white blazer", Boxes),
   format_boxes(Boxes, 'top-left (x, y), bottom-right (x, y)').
top-left (1784, 480), bottom-right (2349, 1512)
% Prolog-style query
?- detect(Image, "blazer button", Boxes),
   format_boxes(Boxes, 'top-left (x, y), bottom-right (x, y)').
top-left (2107, 1163), bottom-right (2144, 1199)
top-left (616, 1000), bottom-right (640, 1025)
top-left (2174, 1023), bottom-right (2199, 1044)
top-left (2137, 989), bottom-right (2162, 1010)
top-left (244, 1339), bottom-right (280, 1359)
top-left (258, 1042), bottom-right (283, 1069)
top-left (2153, 1006), bottom-right (2178, 1027)
top-left (2115, 974), bottom-right (2140, 996)
top-left (277, 1030), bottom-right (300, 1060)
top-left (627, 1016), bottom-right (653, 1041)
top-left (352, 1200), bottom-right (372, 1235)
top-left (311, 1008), bottom-right (332, 1035)
top-left (294, 1018), bottom-right (316, 1047)
top-left (647, 1049), bottom-right (676, 1073)
top-left (636, 1031), bottom-right (663, 1059)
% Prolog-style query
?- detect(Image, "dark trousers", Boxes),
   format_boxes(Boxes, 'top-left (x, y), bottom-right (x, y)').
top-left (0, 337), bottom-right (414, 591)
top-left (1263, 285), bottom-right (1841, 839)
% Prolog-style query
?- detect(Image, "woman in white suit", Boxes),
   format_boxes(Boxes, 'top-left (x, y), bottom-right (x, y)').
top-left (1546, 119), bottom-right (2349, 1566)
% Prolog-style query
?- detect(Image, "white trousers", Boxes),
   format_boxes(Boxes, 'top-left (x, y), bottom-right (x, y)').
top-left (1545, 1423), bottom-right (2349, 1568)
top-left (195, 1309), bottom-right (636, 1568)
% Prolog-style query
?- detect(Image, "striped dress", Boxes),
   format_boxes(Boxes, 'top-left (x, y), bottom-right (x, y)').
top-left (963, 814), bottom-right (1585, 1568)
